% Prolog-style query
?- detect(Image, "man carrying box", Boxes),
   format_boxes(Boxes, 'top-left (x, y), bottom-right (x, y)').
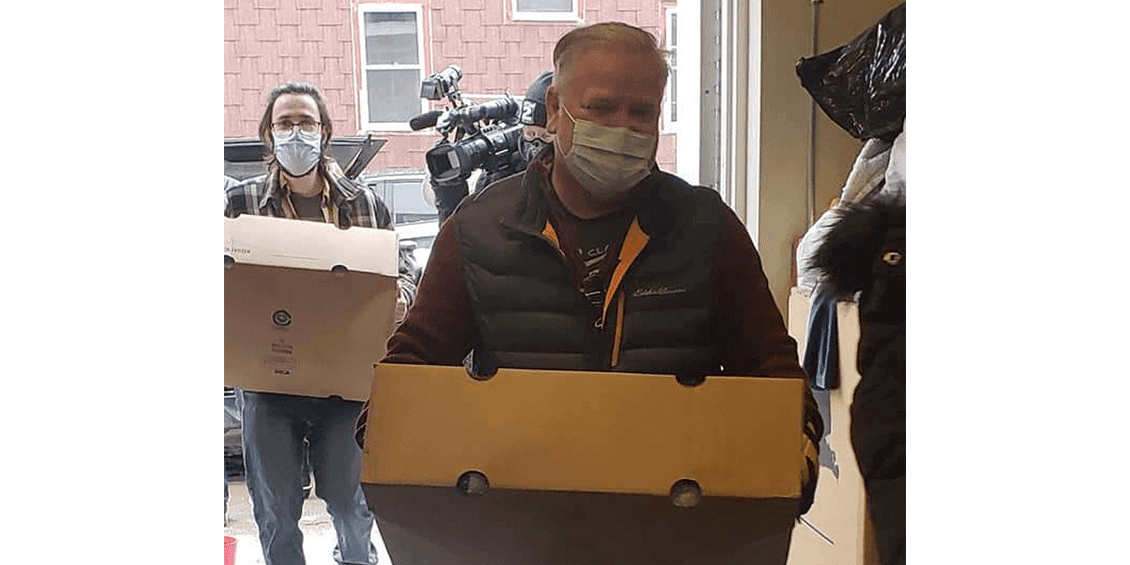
top-left (225, 81), bottom-right (416, 565)
top-left (358, 22), bottom-right (822, 520)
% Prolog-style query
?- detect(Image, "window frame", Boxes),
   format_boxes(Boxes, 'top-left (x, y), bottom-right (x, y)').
top-left (357, 3), bottom-right (427, 132)
top-left (661, 6), bottom-right (677, 134)
top-left (511, 0), bottom-right (580, 23)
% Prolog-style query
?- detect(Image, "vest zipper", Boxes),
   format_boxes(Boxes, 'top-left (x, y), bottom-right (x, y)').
top-left (609, 290), bottom-right (626, 368)
top-left (596, 218), bottom-right (649, 369)
top-left (519, 217), bottom-right (640, 369)
top-left (594, 291), bottom-right (626, 368)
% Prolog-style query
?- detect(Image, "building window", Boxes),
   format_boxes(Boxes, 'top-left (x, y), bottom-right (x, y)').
top-left (359, 4), bottom-right (426, 130)
top-left (662, 7), bottom-right (677, 133)
top-left (513, 0), bottom-right (578, 22)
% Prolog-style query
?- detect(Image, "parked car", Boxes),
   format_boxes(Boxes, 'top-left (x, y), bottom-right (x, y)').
top-left (395, 219), bottom-right (439, 279)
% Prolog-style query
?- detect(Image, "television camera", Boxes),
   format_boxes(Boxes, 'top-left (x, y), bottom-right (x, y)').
top-left (410, 65), bottom-right (527, 222)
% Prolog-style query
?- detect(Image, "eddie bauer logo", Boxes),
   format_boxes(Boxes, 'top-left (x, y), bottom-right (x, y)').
top-left (272, 310), bottom-right (292, 327)
top-left (632, 285), bottom-right (687, 298)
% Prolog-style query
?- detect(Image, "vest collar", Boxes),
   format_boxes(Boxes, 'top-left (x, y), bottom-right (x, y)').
top-left (505, 156), bottom-right (679, 242)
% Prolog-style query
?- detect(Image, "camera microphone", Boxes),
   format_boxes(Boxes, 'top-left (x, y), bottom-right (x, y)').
top-left (408, 110), bottom-right (444, 131)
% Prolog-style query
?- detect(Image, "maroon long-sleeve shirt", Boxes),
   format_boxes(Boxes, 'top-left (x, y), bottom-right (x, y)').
top-left (366, 183), bottom-right (822, 501)
top-left (384, 195), bottom-right (808, 384)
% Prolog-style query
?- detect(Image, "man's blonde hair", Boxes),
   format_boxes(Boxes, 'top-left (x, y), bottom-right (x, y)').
top-left (552, 22), bottom-right (669, 89)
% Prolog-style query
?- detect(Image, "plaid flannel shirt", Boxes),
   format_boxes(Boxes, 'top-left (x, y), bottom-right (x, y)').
top-left (224, 159), bottom-right (417, 307)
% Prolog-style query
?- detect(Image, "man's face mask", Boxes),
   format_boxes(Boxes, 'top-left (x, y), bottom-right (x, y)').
top-left (559, 104), bottom-right (657, 198)
top-left (273, 128), bottom-right (322, 177)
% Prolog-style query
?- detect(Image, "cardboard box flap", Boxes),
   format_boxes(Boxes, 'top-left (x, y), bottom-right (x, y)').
top-left (224, 214), bottom-right (397, 276)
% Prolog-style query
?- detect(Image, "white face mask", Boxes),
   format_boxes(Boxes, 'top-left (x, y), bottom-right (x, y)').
top-left (559, 105), bottom-right (657, 198)
top-left (273, 128), bottom-right (323, 177)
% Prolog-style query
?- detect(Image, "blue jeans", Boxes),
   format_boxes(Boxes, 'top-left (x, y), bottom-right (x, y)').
top-left (240, 390), bottom-right (378, 565)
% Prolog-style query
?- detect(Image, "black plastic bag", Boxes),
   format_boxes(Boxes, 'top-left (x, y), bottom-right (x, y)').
top-left (797, 2), bottom-right (905, 141)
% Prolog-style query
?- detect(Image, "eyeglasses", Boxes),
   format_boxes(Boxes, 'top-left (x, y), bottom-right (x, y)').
top-left (271, 119), bottom-right (322, 134)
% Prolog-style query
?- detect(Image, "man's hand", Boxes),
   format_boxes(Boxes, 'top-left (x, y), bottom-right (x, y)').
top-left (395, 298), bottom-right (408, 323)
top-left (799, 457), bottom-right (818, 517)
top-left (354, 400), bottom-right (369, 450)
top-left (795, 427), bottom-right (822, 517)
top-left (798, 403), bottom-right (822, 517)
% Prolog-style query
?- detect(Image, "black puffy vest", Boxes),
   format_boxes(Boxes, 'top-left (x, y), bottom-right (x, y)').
top-left (451, 165), bottom-right (729, 376)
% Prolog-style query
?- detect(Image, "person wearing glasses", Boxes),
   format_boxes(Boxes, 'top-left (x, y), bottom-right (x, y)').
top-left (225, 81), bottom-right (414, 565)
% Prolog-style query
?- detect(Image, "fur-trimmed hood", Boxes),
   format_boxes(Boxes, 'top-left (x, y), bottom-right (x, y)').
top-left (811, 194), bottom-right (905, 380)
top-left (810, 195), bottom-right (905, 303)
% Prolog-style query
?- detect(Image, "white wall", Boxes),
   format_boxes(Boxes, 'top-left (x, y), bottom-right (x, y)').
top-left (725, 0), bottom-right (902, 316)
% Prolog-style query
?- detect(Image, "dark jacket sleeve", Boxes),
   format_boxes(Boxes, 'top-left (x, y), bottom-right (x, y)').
top-left (382, 216), bottom-right (479, 365)
top-left (713, 209), bottom-right (808, 380)
top-left (712, 207), bottom-right (823, 514)
top-left (356, 217), bottom-right (479, 449)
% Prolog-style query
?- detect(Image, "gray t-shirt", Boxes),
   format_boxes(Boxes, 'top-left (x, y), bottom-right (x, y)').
top-left (290, 193), bottom-right (324, 221)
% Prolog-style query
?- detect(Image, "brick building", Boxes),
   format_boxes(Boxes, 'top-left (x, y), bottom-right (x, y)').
top-left (225, 0), bottom-right (679, 214)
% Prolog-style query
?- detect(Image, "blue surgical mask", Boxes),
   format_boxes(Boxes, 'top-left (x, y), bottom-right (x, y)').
top-left (274, 128), bottom-right (323, 177)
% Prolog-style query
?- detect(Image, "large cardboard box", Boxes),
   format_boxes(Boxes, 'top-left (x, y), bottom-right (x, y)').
top-left (361, 363), bottom-right (810, 564)
top-left (224, 214), bottom-right (399, 400)
top-left (785, 287), bottom-right (880, 565)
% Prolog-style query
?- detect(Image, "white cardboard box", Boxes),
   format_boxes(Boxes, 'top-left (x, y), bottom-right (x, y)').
top-left (224, 214), bottom-right (399, 400)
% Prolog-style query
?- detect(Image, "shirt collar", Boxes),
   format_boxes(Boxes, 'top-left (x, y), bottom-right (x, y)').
top-left (524, 154), bottom-right (671, 240)
top-left (258, 159), bottom-right (366, 224)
